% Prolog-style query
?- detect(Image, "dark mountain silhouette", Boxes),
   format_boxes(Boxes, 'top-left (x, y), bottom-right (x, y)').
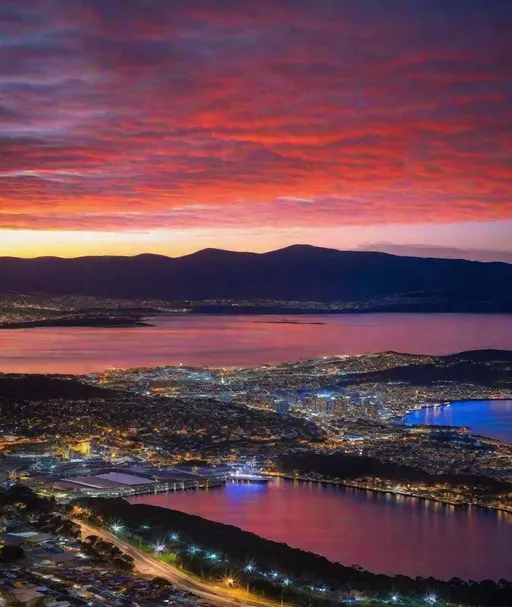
top-left (1, 245), bottom-right (511, 311)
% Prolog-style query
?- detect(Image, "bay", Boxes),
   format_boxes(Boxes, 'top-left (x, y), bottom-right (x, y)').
top-left (127, 478), bottom-right (512, 581)
top-left (0, 313), bottom-right (511, 373)
top-left (404, 400), bottom-right (512, 444)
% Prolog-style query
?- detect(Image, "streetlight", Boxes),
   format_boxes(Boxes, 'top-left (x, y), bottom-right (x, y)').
top-left (110, 522), bottom-right (124, 536)
top-left (153, 542), bottom-right (166, 555)
top-left (391, 593), bottom-right (399, 603)
top-left (223, 575), bottom-right (236, 587)
top-left (425, 594), bottom-right (437, 605)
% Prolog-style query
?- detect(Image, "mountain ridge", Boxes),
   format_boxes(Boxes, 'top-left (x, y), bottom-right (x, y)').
top-left (1, 245), bottom-right (511, 311)
top-left (1, 244), bottom-right (510, 266)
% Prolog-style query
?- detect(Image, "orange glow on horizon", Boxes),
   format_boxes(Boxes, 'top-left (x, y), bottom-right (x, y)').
top-left (0, 1), bottom-right (510, 260)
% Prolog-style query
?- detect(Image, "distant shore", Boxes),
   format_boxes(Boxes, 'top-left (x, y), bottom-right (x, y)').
top-left (0, 317), bottom-right (153, 329)
top-left (2, 307), bottom-right (512, 331)
top-left (186, 305), bottom-right (512, 315)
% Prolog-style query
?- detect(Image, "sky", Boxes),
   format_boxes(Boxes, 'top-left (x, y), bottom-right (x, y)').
top-left (0, 0), bottom-right (511, 260)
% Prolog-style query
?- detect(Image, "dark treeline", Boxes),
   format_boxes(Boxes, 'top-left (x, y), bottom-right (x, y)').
top-left (75, 497), bottom-right (512, 606)
top-left (335, 361), bottom-right (512, 389)
top-left (0, 374), bottom-right (121, 401)
top-left (276, 452), bottom-right (512, 495)
top-left (0, 484), bottom-right (57, 515)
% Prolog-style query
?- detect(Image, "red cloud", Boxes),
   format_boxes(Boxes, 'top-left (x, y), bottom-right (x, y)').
top-left (0, 0), bottom-right (511, 235)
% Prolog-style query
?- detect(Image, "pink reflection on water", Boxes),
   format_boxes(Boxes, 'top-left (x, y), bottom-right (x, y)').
top-left (128, 478), bottom-right (512, 581)
top-left (0, 313), bottom-right (511, 373)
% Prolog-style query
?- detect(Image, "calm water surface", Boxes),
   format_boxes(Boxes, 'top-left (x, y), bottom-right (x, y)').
top-left (128, 478), bottom-right (512, 581)
top-left (0, 313), bottom-right (511, 373)
top-left (405, 400), bottom-right (512, 444)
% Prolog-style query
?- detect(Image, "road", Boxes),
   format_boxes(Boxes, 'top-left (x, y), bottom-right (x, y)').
top-left (76, 520), bottom-right (288, 607)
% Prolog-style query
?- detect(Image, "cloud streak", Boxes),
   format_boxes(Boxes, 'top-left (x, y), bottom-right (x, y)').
top-left (0, 0), bottom-right (511, 239)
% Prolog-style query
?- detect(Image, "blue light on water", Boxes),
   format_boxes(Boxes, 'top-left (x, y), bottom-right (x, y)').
top-left (404, 400), bottom-right (512, 444)
top-left (225, 482), bottom-right (269, 501)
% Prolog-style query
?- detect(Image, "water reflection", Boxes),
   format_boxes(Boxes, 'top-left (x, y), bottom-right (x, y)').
top-left (0, 313), bottom-right (511, 373)
top-left (127, 478), bottom-right (512, 581)
top-left (405, 400), bottom-right (512, 444)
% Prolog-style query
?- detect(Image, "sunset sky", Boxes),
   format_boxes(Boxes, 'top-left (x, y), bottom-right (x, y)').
top-left (1, 0), bottom-right (511, 260)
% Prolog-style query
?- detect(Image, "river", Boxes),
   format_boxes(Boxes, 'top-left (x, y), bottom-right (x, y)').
top-left (0, 313), bottom-right (511, 373)
top-left (404, 400), bottom-right (512, 444)
top-left (127, 478), bottom-right (512, 581)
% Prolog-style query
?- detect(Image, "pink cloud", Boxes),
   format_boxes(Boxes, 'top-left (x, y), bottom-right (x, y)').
top-left (0, 0), bottom-right (510, 239)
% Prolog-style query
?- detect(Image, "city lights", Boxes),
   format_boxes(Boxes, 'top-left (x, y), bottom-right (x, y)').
top-left (153, 542), bottom-right (167, 555)
top-left (222, 575), bottom-right (236, 587)
top-left (110, 522), bottom-right (124, 535)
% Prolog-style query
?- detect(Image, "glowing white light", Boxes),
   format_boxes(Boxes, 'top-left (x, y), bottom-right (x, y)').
top-left (188, 545), bottom-right (199, 554)
top-left (170, 533), bottom-right (179, 541)
top-left (244, 563), bottom-right (255, 572)
top-left (391, 594), bottom-right (399, 603)
top-left (208, 552), bottom-right (218, 560)
top-left (153, 543), bottom-right (166, 554)
top-left (425, 594), bottom-right (437, 605)
top-left (110, 523), bottom-right (124, 534)
top-left (283, 578), bottom-right (290, 586)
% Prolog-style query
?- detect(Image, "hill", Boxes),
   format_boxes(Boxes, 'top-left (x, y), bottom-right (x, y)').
top-left (1, 245), bottom-right (511, 311)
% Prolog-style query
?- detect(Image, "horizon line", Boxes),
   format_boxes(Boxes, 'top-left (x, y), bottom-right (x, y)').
top-left (1, 243), bottom-right (511, 266)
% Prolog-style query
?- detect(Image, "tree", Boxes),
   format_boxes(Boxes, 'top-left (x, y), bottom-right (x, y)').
top-left (0, 544), bottom-right (25, 562)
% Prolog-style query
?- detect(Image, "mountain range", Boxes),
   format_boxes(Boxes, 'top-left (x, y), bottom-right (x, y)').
top-left (1, 245), bottom-right (511, 312)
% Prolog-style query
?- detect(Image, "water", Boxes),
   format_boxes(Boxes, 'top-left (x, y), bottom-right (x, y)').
top-left (127, 478), bottom-right (512, 581)
top-left (0, 313), bottom-right (511, 373)
top-left (404, 400), bottom-right (512, 444)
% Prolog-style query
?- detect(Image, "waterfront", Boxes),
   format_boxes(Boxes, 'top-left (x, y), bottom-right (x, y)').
top-left (128, 477), bottom-right (512, 582)
top-left (0, 313), bottom-right (511, 373)
top-left (404, 400), bottom-right (512, 444)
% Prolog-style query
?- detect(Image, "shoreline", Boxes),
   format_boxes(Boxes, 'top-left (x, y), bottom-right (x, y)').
top-left (265, 472), bottom-right (512, 515)
top-left (0, 318), bottom-right (154, 329)
top-left (124, 472), bottom-right (512, 517)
